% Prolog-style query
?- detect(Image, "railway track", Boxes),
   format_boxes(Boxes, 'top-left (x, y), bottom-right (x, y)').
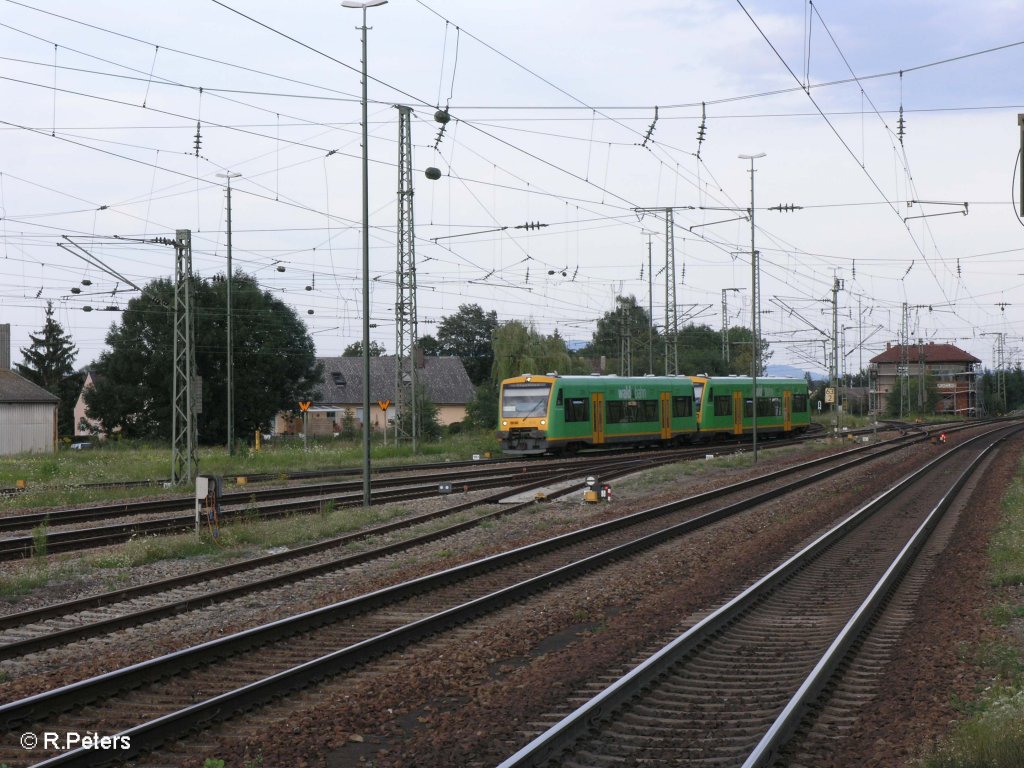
top-left (0, 454), bottom-right (509, 497)
top-left (0, 428), bottom-right (946, 766)
top-left (0, 455), bottom-right (664, 660)
top-left (0, 431), bottom-right (856, 561)
top-left (497, 423), bottom-right (1021, 767)
top-left (0, 456), bottom-right (650, 560)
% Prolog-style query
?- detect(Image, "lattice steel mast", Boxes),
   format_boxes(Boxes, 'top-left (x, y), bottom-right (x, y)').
top-left (171, 229), bottom-right (197, 484)
top-left (395, 105), bottom-right (418, 449)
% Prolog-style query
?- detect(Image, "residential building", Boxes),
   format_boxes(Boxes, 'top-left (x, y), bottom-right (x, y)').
top-left (0, 323), bottom-right (59, 455)
top-left (868, 342), bottom-right (980, 417)
top-left (74, 370), bottom-right (106, 437)
top-left (274, 354), bottom-right (477, 436)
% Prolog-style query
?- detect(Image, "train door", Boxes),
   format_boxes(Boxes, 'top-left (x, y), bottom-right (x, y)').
top-left (660, 391), bottom-right (672, 440)
top-left (733, 390), bottom-right (744, 435)
top-left (591, 391), bottom-right (605, 445)
top-left (783, 390), bottom-right (792, 432)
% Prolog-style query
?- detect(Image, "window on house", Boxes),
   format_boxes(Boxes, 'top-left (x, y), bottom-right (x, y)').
top-left (331, 372), bottom-right (345, 386)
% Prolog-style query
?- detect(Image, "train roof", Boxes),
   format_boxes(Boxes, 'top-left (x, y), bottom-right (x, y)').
top-left (504, 373), bottom-right (697, 385)
top-left (509, 376), bottom-right (696, 382)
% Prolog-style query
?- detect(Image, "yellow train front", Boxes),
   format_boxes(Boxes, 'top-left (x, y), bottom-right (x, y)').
top-left (497, 373), bottom-right (700, 456)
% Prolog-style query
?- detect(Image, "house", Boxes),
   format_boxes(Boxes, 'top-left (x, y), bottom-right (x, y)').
top-left (274, 354), bottom-right (477, 436)
top-left (0, 323), bottom-right (59, 455)
top-left (868, 342), bottom-right (980, 417)
top-left (74, 370), bottom-right (106, 437)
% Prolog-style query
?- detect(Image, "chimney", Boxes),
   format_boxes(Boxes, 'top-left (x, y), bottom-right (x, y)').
top-left (0, 323), bottom-right (9, 370)
top-left (885, 342), bottom-right (891, 351)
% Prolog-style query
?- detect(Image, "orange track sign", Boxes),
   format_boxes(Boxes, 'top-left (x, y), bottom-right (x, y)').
top-left (299, 401), bottom-right (311, 412)
top-left (377, 399), bottom-right (391, 412)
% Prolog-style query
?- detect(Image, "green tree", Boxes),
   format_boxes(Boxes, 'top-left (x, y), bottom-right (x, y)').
top-left (585, 295), bottom-right (659, 375)
top-left (340, 407), bottom-right (357, 439)
top-left (17, 301), bottom-right (81, 436)
top-left (436, 304), bottom-right (498, 385)
top-left (678, 323), bottom-right (728, 375)
top-left (491, 320), bottom-right (575, 383)
top-left (716, 325), bottom-right (772, 377)
top-left (85, 272), bottom-right (321, 442)
top-left (416, 334), bottom-right (440, 357)
top-left (342, 340), bottom-right (386, 357)
top-left (884, 373), bottom-right (940, 418)
top-left (464, 381), bottom-right (498, 430)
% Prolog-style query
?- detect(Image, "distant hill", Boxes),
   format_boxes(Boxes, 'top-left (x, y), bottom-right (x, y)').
top-left (766, 364), bottom-right (826, 380)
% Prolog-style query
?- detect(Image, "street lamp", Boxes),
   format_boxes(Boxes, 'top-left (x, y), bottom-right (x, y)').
top-left (343, 0), bottom-right (387, 508)
top-left (216, 171), bottom-right (241, 455)
top-left (739, 152), bottom-right (765, 463)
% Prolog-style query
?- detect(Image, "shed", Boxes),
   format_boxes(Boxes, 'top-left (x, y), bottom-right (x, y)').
top-left (0, 324), bottom-right (59, 455)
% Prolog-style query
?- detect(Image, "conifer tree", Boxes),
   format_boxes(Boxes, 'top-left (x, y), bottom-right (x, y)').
top-left (17, 301), bottom-right (80, 435)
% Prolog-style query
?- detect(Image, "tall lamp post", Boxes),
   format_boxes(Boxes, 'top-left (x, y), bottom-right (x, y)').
top-left (739, 152), bottom-right (765, 463)
top-left (216, 171), bottom-right (241, 455)
top-left (343, 0), bottom-right (387, 507)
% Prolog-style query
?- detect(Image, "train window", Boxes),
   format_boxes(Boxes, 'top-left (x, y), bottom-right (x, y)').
top-left (606, 399), bottom-right (658, 423)
top-left (672, 396), bottom-right (693, 417)
top-left (606, 401), bottom-right (624, 422)
top-left (745, 397), bottom-right (784, 417)
top-left (713, 395), bottom-right (732, 416)
top-left (793, 394), bottom-right (808, 412)
top-left (564, 398), bottom-right (588, 422)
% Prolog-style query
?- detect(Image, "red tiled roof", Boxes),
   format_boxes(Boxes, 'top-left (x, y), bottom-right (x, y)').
top-left (869, 343), bottom-right (980, 365)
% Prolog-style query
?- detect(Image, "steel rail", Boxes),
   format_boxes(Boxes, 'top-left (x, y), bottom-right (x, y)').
top-left (3, 431), bottom-right (928, 763)
top-left (495, 424), bottom-right (1018, 767)
top-left (740, 427), bottom-right (1018, 767)
top-left (0, 457), bottom-right (659, 658)
top-left (0, 458), bottom-right (636, 560)
top-left (0, 460), bottom-right (567, 534)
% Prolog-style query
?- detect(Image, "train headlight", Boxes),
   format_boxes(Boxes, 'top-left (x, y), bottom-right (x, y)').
top-left (501, 420), bottom-right (508, 427)
top-left (540, 419), bottom-right (546, 426)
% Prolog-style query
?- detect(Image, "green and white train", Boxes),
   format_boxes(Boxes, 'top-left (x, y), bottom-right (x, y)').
top-left (497, 373), bottom-right (811, 456)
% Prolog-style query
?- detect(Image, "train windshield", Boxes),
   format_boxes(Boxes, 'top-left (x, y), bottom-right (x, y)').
top-left (501, 382), bottom-right (552, 417)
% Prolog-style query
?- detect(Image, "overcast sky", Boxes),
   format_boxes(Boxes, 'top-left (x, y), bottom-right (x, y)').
top-left (1, 0), bottom-right (1023, 376)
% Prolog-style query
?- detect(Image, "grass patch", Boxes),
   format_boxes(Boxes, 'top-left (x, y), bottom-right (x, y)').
top-left (916, 690), bottom-right (1024, 767)
top-left (0, 431), bottom-right (500, 513)
top-left (991, 475), bottom-right (1024, 588)
top-left (31, 521), bottom-right (48, 559)
top-left (0, 562), bottom-right (52, 598)
top-left (89, 534), bottom-right (228, 569)
top-left (613, 446), bottom-right (792, 493)
top-left (0, 558), bottom-right (80, 600)
top-left (915, 455), bottom-right (1024, 767)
